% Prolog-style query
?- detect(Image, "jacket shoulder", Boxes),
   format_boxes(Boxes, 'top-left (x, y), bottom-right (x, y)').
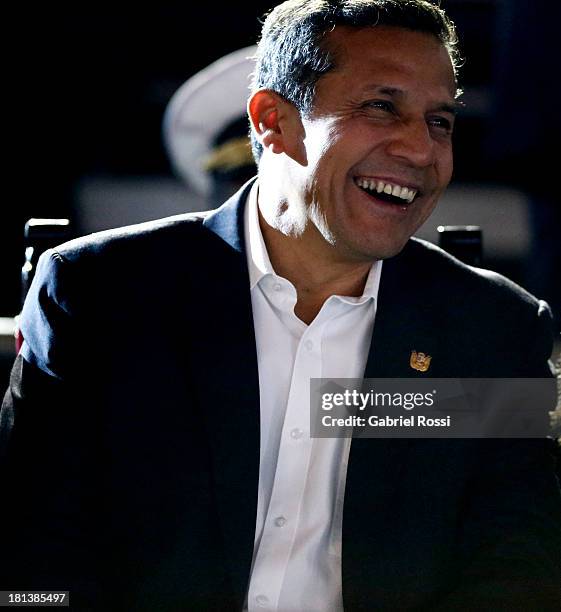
top-left (407, 237), bottom-right (544, 313)
top-left (397, 239), bottom-right (553, 376)
top-left (53, 212), bottom-right (211, 264)
top-left (19, 212), bottom-right (216, 379)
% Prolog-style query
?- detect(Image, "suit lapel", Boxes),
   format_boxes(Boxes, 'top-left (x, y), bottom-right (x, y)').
top-left (364, 241), bottom-right (441, 380)
top-left (188, 181), bottom-right (260, 606)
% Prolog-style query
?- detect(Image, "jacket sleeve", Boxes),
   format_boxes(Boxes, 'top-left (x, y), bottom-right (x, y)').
top-left (0, 250), bottom-right (104, 609)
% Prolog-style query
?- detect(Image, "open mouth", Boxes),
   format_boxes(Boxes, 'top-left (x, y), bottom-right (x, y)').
top-left (354, 177), bottom-right (419, 206)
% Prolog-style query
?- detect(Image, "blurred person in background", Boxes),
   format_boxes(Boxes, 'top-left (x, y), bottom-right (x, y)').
top-left (163, 46), bottom-right (257, 208)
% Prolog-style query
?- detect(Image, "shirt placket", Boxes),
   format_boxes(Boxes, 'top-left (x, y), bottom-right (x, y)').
top-left (247, 320), bottom-right (325, 611)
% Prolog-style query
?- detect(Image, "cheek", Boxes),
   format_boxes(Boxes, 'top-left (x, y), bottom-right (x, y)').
top-left (303, 123), bottom-right (362, 205)
top-left (303, 118), bottom-right (337, 157)
top-left (309, 143), bottom-right (344, 193)
top-left (437, 146), bottom-right (454, 184)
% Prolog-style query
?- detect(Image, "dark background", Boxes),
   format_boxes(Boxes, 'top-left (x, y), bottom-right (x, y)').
top-left (2, 0), bottom-right (559, 320)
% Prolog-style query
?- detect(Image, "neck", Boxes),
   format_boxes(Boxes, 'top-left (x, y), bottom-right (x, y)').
top-left (258, 208), bottom-right (373, 324)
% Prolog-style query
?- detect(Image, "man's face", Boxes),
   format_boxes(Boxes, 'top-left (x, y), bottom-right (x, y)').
top-left (289, 26), bottom-right (458, 262)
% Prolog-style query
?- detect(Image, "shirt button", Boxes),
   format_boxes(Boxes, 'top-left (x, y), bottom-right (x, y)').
top-left (273, 282), bottom-right (282, 292)
top-left (305, 339), bottom-right (313, 351)
top-left (290, 428), bottom-right (304, 440)
top-left (256, 594), bottom-right (269, 607)
top-left (274, 516), bottom-right (287, 527)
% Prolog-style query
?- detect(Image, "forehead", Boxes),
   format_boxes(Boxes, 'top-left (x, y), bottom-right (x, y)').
top-left (320, 25), bottom-right (457, 100)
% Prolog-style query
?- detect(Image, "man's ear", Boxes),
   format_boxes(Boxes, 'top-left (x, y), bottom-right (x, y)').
top-left (248, 89), bottom-right (305, 161)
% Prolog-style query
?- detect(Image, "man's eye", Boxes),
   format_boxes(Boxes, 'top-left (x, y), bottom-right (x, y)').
top-left (363, 100), bottom-right (394, 113)
top-left (428, 116), bottom-right (453, 133)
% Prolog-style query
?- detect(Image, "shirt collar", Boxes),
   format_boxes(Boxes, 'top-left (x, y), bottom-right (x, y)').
top-left (244, 180), bottom-right (382, 301)
top-left (245, 180), bottom-right (275, 290)
top-left (337, 259), bottom-right (382, 306)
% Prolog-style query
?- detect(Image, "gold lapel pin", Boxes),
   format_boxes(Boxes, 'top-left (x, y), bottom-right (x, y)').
top-left (410, 350), bottom-right (432, 372)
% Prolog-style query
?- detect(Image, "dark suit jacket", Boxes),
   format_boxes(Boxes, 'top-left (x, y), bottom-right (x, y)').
top-left (1, 180), bottom-right (561, 611)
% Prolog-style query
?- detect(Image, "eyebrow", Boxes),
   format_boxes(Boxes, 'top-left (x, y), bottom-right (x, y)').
top-left (435, 100), bottom-right (464, 116)
top-left (360, 85), bottom-right (465, 115)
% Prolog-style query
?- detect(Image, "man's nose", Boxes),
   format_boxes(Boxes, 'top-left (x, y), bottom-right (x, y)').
top-left (385, 119), bottom-right (435, 168)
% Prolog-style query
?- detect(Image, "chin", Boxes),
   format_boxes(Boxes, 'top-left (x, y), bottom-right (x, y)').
top-left (370, 243), bottom-right (408, 261)
top-left (349, 233), bottom-right (412, 262)
top-left (377, 242), bottom-right (409, 260)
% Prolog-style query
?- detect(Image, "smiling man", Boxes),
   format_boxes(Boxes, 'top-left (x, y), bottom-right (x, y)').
top-left (2, 1), bottom-right (561, 611)
top-left (250, 23), bottom-right (459, 322)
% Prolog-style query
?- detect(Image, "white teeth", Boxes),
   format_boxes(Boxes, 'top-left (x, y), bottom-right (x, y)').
top-left (356, 178), bottom-right (418, 202)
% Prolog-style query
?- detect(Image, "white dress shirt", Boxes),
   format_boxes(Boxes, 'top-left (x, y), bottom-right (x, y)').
top-left (244, 182), bottom-right (382, 612)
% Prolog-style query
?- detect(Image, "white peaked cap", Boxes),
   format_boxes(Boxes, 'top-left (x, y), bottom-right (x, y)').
top-left (163, 45), bottom-right (257, 197)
